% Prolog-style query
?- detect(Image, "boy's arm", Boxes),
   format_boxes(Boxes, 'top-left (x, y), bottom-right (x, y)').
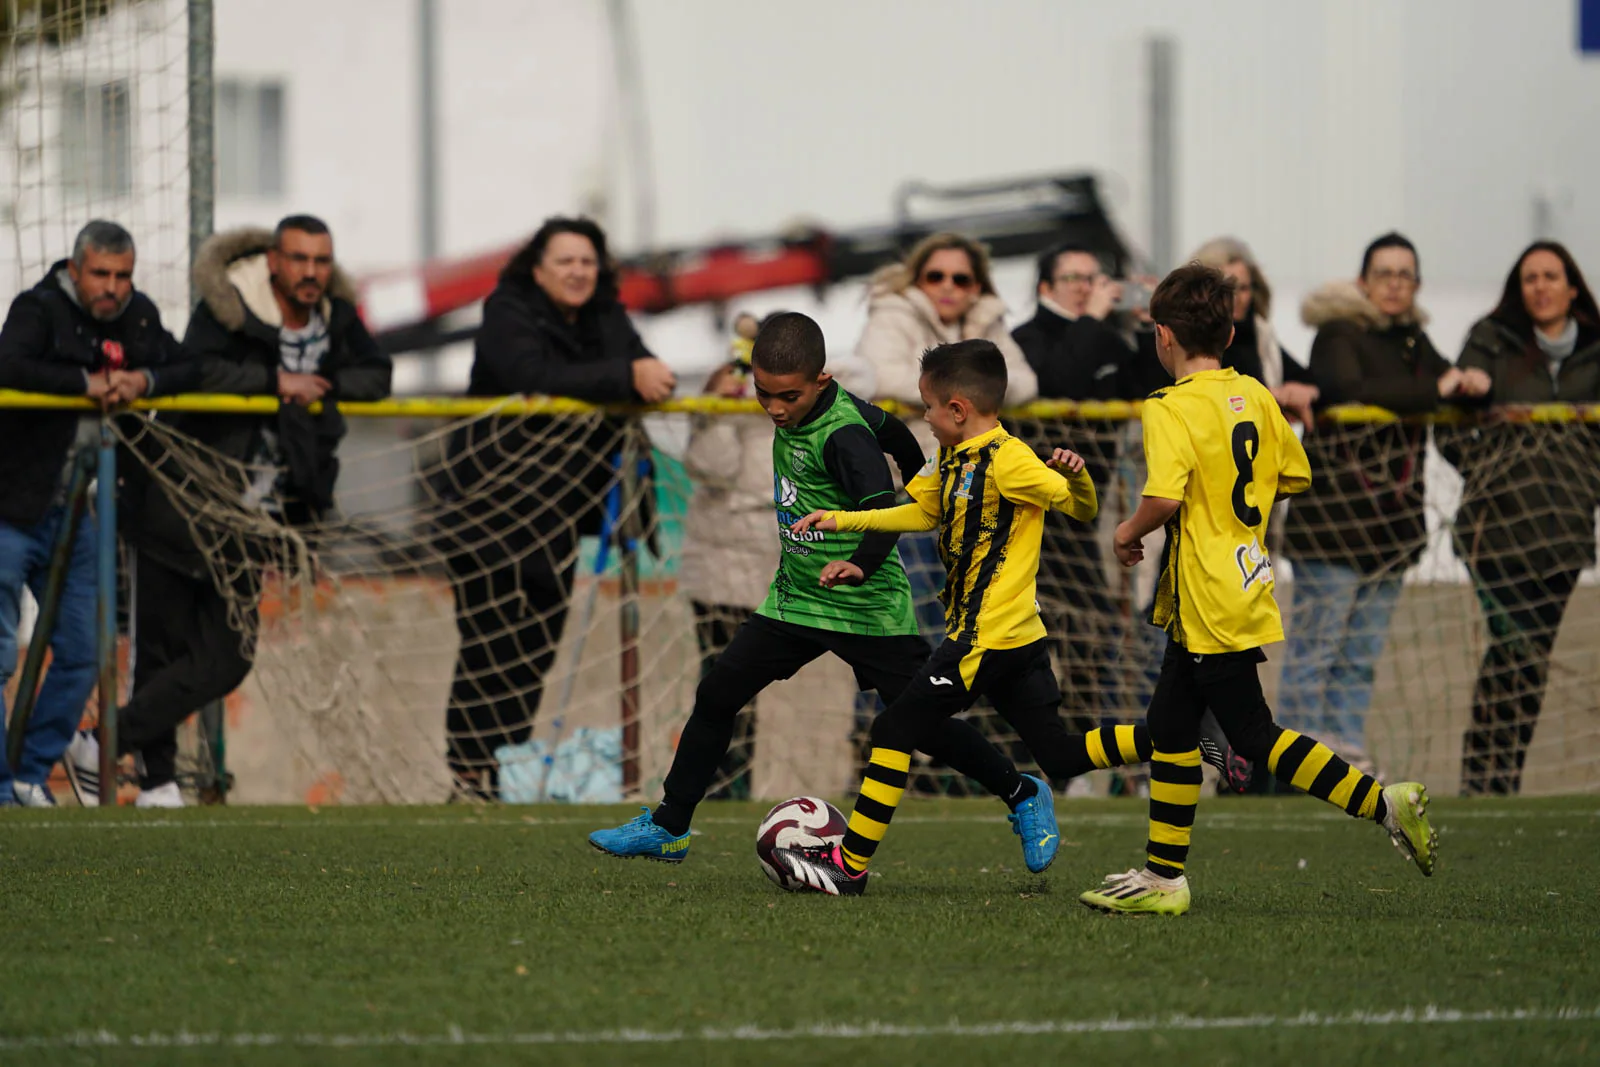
top-left (991, 439), bottom-right (1098, 522)
top-left (804, 463), bottom-right (942, 534)
top-left (820, 424), bottom-right (924, 578)
top-left (1115, 396), bottom-right (1194, 566)
top-left (845, 390), bottom-right (927, 485)
top-left (1272, 403), bottom-right (1312, 497)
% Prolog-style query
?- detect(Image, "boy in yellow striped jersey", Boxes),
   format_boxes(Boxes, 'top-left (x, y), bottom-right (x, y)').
top-left (776, 339), bottom-right (1155, 895)
top-left (1080, 264), bottom-right (1438, 916)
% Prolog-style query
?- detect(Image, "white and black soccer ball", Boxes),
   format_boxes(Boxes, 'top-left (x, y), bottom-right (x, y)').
top-left (755, 796), bottom-right (848, 891)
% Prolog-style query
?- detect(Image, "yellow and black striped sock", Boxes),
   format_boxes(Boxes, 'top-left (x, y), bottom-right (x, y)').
top-left (1052, 724), bottom-right (1154, 780)
top-left (839, 748), bottom-right (911, 874)
top-left (1145, 748), bottom-right (1202, 879)
top-left (1266, 729), bottom-right (1383, 820)
top-left (1085, 724), bottom-right (1153, 769)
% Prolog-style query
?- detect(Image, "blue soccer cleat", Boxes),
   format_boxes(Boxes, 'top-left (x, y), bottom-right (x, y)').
top-left (589, 807), bottom-right (691, 863)
top-left (1007, 774), bottom-right (1060, 873)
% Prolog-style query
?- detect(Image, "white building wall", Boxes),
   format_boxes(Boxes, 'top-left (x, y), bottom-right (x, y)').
top-left (4, 0), bottom-right (1596, 357)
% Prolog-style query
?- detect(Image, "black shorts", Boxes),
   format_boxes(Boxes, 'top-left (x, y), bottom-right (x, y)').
top-left (890, 637), bottom-right (1061, 720)
top-left (1145, 637), bottom-right (1271, 751)
top-left (715, 613), bottom-right (934, 702)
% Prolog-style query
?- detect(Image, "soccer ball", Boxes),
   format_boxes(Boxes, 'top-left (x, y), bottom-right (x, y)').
top-left (755, 796), bottom-right (848, 890)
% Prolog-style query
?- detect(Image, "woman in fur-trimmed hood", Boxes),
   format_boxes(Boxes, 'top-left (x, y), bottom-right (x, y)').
top-left (854, 232), bottom-right (1037, 456)
top-left (1275, 233), bottom-right (1486, 762)
top-left (852, 233), bottom-right (1037, 638)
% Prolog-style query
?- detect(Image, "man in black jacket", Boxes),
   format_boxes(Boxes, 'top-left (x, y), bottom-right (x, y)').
top-left (73, 214), bottom-right (392, 807)
top-left (0, 220), bottom-right (198, 807)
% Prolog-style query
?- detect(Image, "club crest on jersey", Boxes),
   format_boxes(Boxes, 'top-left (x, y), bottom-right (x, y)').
top-left (774, 474), bottom-right (799, 508)
top-left (954, 462), bottom-right (977, 499)
top-left (1228, 395), bottom-right (1245, 414)
top-left (1235, 537), bottom-right (1274, 591)
top-left (789, 447), bottom-right (808, 475)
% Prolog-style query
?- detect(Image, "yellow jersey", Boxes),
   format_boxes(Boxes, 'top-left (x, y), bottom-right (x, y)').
top-left (827, 424), bottom-right (1097, 649)
top-left (1143, 367), bottom-right (1311, 653)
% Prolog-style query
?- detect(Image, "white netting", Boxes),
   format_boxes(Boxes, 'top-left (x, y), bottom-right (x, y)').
top-left (1, 0), bottom-right (192, 323)
top-left (107, 403), bottom-right (1600, 805)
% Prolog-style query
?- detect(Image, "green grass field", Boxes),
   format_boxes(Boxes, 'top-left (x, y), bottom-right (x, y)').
top-left (2, 795), bottom-right (1597, 1066)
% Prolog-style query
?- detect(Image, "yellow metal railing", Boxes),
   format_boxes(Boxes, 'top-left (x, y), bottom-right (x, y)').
top-left (2, 389), bottom-right (1598, 423)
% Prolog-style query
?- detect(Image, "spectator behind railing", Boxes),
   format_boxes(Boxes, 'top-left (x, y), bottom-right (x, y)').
top-left (0, 220), bottom-right (198, 808)
top-left (1190, 237), bottom-right (1321, 427)
top-left (1278, 232), bottom-right (1489, 771)
top-left (1442, 241), bottom-right (1600, 795)
top-left (678, 312), bottom-right (777, 797)
top-left (855, 233), bottom-right (1037, 637)
top-left (1011, 244), bottom-right (1131, 764)
top-left (75, 215), bottom-right (391, 809)
top-left (439, 216), bottom-right (673, 801)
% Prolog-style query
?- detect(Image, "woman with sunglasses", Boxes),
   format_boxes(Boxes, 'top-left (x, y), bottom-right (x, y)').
top-left (855, 233), bottom-right (1037, 640)
top-left (856, 232), bottom-right (1037, 457)
top-left (1443, 241), bottom-right (1600, 795)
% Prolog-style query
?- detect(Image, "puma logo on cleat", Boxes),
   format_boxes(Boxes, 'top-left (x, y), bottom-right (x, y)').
top-left (660, 838), bottom-right (689, 854)
top-left (1038, 833), bottom-right (1057, 848)
top-left (929, 676), bottom-right (954, 686)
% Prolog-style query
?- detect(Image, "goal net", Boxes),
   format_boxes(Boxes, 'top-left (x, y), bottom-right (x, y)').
top-left (107, 402), bottom-right (1600, 806)
top-left (1, 0), bottom-right (194, 323)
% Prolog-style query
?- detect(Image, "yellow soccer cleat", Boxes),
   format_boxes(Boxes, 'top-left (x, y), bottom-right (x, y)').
top-left (1079, 868), bottom-right (1191, 916)
top-left (1381, 781), bottom-right (1438, 877)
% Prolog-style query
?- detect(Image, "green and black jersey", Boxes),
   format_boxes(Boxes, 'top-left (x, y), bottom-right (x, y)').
top-left (756, 382), bottom-right (922, 637)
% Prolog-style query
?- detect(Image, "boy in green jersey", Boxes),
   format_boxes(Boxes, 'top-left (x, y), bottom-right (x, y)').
top-left (589, 313), bottom-right (1150, 867)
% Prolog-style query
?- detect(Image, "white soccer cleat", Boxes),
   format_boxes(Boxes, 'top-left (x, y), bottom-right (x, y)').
top-left (135, 782), bottom-right (184, 809)
top-left (64, 729), bottom-right (101, 808)
top-left (11, 781), bottom-right (58, 808)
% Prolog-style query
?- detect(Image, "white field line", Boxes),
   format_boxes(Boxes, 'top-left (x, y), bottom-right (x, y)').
top-left (0, 807), bottom-right (1594, 832)
top-left (1, 1006), bottom-right (1596, 1051)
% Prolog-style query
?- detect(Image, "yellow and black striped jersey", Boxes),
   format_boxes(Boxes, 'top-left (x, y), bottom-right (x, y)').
top-left (1143, 368), bottom-right (1311, 653)
top-left (828, 424), bottom-right (1097, 649)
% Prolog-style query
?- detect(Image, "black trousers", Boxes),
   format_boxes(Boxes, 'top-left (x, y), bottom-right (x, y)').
top-left (1461, 557), bottom-right (1581, 796)
top-left (121, 552), bottom-right (255, 788)
top-left (656, 614), bottom-right (1021, 832)
top-left (444, 525), bottom-right (577, 782)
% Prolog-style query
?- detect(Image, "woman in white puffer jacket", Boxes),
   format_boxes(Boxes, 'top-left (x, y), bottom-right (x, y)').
top-left (855, 232), bottom-right (1037, 457)
top-left (853, 234), bottom-right (1036, 637)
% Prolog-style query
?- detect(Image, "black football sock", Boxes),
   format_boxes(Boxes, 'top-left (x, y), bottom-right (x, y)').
top-left (1004, 775), bottom-right (1039, 810)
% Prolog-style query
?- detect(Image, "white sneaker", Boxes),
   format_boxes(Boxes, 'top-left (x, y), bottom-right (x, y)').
top-left (12, 781), bottom-right (58, 808)
top-left (135, 781), bottom-right (184, 809)
top-left (64, 729), bottom-right (101, 808)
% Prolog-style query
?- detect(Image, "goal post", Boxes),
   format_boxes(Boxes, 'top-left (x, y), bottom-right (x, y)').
top-left (2, 0), bottom-right (214, 801)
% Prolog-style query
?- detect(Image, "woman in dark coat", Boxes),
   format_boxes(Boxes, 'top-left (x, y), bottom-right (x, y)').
top-left (1444, 241), bottom-right (1600, 795)
top-left (439, 216), bottom-right (675, 799)
top-left (1278, 233), bottom-right (1489, 768)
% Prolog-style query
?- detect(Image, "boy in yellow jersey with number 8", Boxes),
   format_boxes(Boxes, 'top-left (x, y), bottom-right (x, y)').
top-left (1079, 263), bottom-right (1438, 917)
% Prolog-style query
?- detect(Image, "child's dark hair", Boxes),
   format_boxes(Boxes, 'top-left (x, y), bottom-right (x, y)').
top-left (1148, 263), bottom-right (1235, 357)
top-left (751, 311), bottom-right (827, 377)
top-left (919, 339), bottom-right (1007, 413)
